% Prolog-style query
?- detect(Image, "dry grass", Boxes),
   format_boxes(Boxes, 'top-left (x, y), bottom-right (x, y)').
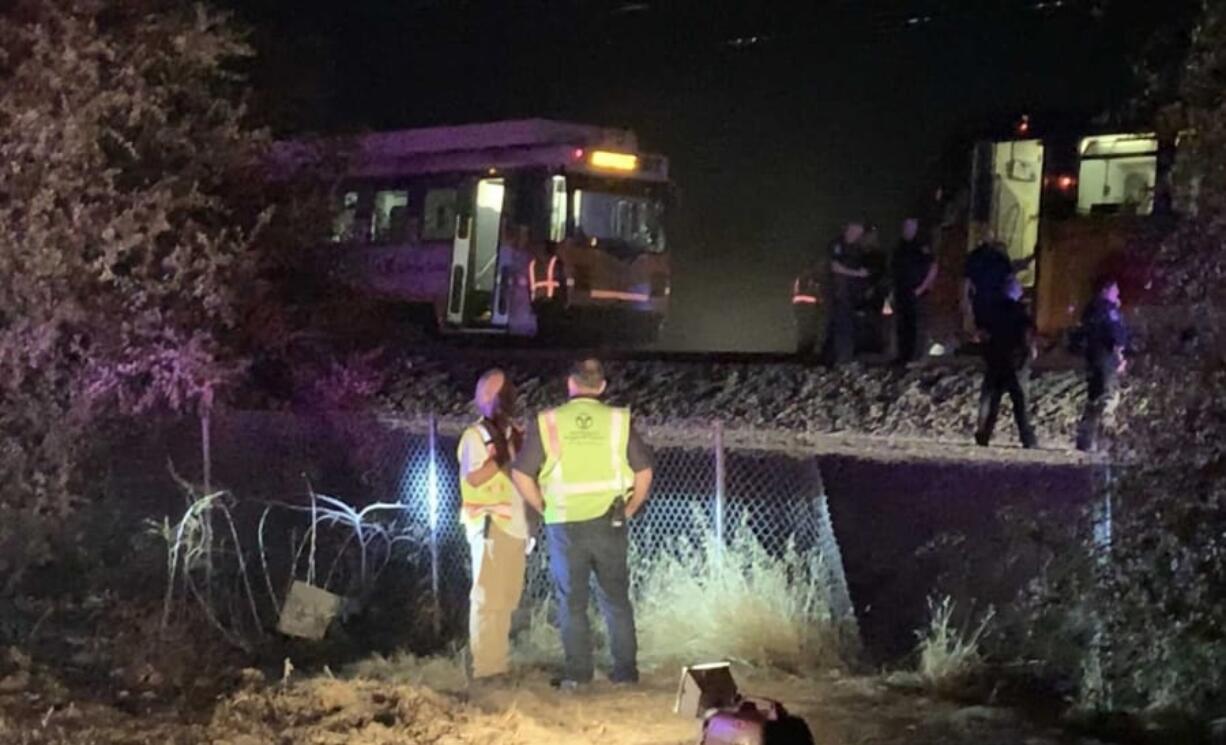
top-left (915, 595), bottom-right (994, 691)
top-left (632, 517), bottom-right (844, 673)
top-left (509, 598), bottom-right (571, 669)
top-left (509, 514), bottom-right (846, 674)
top-left (347, 650), bottom-right (468, 692)
top-left (150, 475), bottom-right (425, 651)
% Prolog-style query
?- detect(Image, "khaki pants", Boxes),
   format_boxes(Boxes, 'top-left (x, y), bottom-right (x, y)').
top-left (468, 521), bottom-right (526, 678)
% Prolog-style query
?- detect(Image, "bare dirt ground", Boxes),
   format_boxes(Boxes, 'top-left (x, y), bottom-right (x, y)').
top-left (0, 661), bottom-right (1111, 745)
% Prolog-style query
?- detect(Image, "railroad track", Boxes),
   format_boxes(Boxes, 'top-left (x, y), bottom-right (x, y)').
top-left (393, 341), bottom-right (1081, 372)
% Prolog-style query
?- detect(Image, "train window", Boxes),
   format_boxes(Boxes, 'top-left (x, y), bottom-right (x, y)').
top-left (549, 176), bottom-right (566, 242)
top-left (331, 191), bottom-right (359, 243)
top-left (572, 189), bottom-right (665, 253)
top-left (1077, 134), bottom-right (1158, 216)
top-left (371, 190), bottom-right (409, 243)
top-left (422, 188), bottom-right (458, 241)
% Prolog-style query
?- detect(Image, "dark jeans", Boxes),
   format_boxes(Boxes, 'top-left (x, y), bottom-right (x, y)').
top-left (821, 291), bottom-right (855, 366)
top-left (976, 361), bottom-right (1035, 446)
top-left (1077, 357), bottom-right (1118, 451)
top-left (546, 515), bottom-right (637, 683)
top-left (794, 305), bottom-right (821, 360)
top-left (894, 294), bottom-right (926, 363)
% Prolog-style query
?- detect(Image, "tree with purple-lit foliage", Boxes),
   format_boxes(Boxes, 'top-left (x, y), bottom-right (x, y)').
top-left (1027, 0), bottom-right (1226, 718)
top-left (0, 0), bottom-right (335, 589)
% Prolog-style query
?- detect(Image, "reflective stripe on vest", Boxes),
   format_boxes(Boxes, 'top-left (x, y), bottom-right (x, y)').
top-left (792, 278), bottom-right (818, 305)
top-left (537, 399), bottom-right (634, 524)
top-left (462, 502), bottom-right (514, 521)
top-left (457, 423), bottom-right (515, 531)
top-left (528, 256), bottom-right (560, 300)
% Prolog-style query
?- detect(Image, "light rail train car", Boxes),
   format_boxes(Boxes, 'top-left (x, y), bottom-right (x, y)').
top-left (931, 118), bottom-right (1174, 340)
top-left (306, 119), bottom-right (673, 343)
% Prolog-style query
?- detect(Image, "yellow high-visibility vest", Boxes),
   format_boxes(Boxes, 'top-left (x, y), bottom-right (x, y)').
top-left (537, 398), bottom-right (635, 524)
top-left (457, 420), bottom-right (515, 532)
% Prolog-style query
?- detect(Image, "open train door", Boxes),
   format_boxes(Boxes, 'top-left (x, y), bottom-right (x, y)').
top-left (969, 138), bottom-right (1044, 287)
top-left (446, 177), bottom-right (507, 327)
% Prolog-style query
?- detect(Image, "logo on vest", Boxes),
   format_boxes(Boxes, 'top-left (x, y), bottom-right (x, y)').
top-left (566, 411), bottom-right (604, 442)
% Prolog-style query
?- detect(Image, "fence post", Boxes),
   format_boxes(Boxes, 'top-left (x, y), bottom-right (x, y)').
top-left (428, 415), bottom-right (442, 637)
top-left (713, 420), bottom-right (726, 550)
top-left (200, 387), bottom-right (213, 495)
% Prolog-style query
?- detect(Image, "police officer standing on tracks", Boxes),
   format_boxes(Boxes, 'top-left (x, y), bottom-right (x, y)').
top-left (859, 224), bottom-right (892, 354)
top-left (457, 369), bottom-right (529, 681)
top-left (892, 217), bottom-right (938, 365)
top-left (511, 359), bottom-right (655, 691)
top-left (1075, 276), bottom-right (1128, 452)
top-left (822, 220), bottom-right (869, 366)
top-left (975, 277), bottom-right (1038, 449)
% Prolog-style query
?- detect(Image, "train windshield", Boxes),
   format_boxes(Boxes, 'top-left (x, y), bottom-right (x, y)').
top-left (572, 189), bottom-right (666, 254)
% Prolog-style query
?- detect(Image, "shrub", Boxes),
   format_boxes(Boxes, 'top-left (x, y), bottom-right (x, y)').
top-left (996, 0), bottom-right (1226, 720)
top-left (0, 0), bottom-right (336, 592)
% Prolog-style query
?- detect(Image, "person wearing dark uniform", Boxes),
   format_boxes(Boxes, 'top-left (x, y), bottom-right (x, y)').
top-left (1075, 277), bottom-right (1128, 452)
top-left (510, 359), bottom-right (655, 691)
top-left (821, 221), bottom-right (868, 366)
top-left (791, 263), bottom-right (823, 360)
top-left (962, 240), bottom-right (1034, 337)
top-left (858, 224), bottom-right (891, 354)
top-left (892, 217), bottom-right (938, 364)
top-left (975, 277), bottom-right (1037, 448)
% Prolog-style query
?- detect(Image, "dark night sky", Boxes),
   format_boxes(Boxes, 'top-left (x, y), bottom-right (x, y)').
top-left (224, 0), bottom-right (1183, 350)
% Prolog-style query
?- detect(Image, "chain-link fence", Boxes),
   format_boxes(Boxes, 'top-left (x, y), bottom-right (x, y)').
top-left (156, 410), bottom-right (857, 645)
top-left (380, 415), bottom-right (856, 640)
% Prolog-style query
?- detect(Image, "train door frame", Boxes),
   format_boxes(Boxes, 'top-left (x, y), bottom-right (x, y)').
top-left (969, 138), bottom-right (1045, 287)
top-left (446, 177), bottom-right (508, 328)
top-left (490, 234), bottom-right (513, 327)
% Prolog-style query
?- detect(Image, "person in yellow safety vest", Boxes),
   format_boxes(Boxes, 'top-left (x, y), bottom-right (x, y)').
top-left (510, 358), bottom-right (655, 692)
top-left (457, 368), bottom-right (530, 681)
top-left (791, 264), bottom-right (822, 361)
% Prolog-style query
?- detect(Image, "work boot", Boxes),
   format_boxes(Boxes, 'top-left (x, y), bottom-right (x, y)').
top-left (974, 431), bottom-right (990, 447)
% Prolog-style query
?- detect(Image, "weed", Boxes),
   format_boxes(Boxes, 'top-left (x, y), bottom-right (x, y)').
top-left (915, 595), bottom-right (994, 692)
top-left (153, 475), bottom-right (424, 650)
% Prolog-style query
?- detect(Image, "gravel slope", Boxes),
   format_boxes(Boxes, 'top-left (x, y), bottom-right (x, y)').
top-left (382, 356), bottom-right (1092, 460)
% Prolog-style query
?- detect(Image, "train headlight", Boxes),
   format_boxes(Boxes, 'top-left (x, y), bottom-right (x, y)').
top-left (589, 150), bottom-right (639, 172)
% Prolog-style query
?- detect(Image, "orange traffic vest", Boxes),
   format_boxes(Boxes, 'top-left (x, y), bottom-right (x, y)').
top-left (792, 275), bottom-right (820, 305)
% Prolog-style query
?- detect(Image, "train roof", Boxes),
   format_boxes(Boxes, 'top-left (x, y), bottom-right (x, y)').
top-left (356, 119), bottom-right (640, 157)
top-left (273, 119), bottom-right (668, 182)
